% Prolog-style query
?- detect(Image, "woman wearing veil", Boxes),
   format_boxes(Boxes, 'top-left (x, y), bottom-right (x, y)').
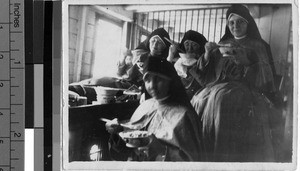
top-left (168, 30), bottom-right (208, 99)
top-left (105, 57), bottom-right (203, 161)
top-left (190, 4), bottom-right (282, 162)
top-left (122, 28), bottom-right (171, 88)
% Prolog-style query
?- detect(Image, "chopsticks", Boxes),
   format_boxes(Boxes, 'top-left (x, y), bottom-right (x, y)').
top-left (164, 37), bottom-right (184, 53)
top-left (100, 118), bottom-right (111, 123)
top-left (217, 43), bottom-right (251, 50)
top-left (217, 43), bottom-right (233, 48)
top-left (99, 118), bottom-right (137, 129)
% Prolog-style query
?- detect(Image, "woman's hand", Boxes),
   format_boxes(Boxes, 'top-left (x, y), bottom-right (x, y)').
top-left (105, 118), bottom-right (121, 134)
top-left (204, 42), bottom-right (218, 61)
top-left (146, 134), bottom-right (167, 160)
top-left (119, 48), bottom-right (132, 64)
top-left (167, 44), bottom-right (178, 62)
top-left (205, 42), bottom-right (218, 53)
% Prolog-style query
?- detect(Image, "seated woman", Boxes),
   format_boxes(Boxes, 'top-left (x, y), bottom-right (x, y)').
top-left (190, 4), bottom-right (282, 162)
top-left (116, 48), bottom-right (134, 79)
top-left (123, 27), bottom-right (171, 88)
top-left (105, 57), bottom-right (203, 161)
top-left (168, 30), bottom-right (208, 99)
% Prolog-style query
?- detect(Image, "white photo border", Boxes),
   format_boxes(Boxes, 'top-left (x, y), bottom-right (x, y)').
top-left (61, 0), bottom-right (299, 170)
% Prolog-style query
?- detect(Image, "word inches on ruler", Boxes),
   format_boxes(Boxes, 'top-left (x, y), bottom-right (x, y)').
top-left (13, 3), bottom-right (21, 28)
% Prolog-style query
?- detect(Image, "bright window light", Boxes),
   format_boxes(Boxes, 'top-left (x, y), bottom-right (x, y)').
top-left (93, 19), bottom-right (122, 78)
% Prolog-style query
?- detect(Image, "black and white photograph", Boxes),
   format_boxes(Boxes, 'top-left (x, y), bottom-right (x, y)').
top-left (62, 0), bottom-right (297, 170)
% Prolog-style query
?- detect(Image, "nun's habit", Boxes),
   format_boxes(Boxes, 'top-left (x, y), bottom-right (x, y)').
top-left (123, 28), bottom-right (171, 87)
top-left (191, 4), bottom-right (281, 162)
top-left (174, 30), bottom-right (208, 99)
top-left (110, 58), bottom-right (204, 161)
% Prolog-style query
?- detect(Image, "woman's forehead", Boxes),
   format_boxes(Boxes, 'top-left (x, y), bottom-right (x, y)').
top-left (150, 35), bottom-right (163, 42)
top-left (144, 72), bottom-right (171, 81)
top-left (184, 40), bottom-right (200, 46)
top-left (228, 13), bottom-right (247, 22)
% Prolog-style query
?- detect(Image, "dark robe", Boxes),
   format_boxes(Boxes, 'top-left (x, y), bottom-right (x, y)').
top-left (109, 58), bottom-right (204, 161)
top-left (190, 4), bottom-right (282, 162)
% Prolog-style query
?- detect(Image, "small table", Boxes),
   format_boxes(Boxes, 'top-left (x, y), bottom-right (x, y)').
top-left (68, 100), bottom-right (139, 161)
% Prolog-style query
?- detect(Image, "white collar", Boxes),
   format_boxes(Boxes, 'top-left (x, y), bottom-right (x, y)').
top-left (156, 95), bottom-right (170, 103)
top-left (234, 35), bottom-right (247, 40)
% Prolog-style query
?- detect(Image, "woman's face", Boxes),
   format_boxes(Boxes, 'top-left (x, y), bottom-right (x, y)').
top-left (144, 73), bottom-right (170, 100)
top-left (125, 55), bottom-right (133, 65)
top-left (149, 36), bottom-right (166, 56)
top-left (184, 40), bottom-right (201, 54)
top-left (227, 15), bottom-right (248, 38)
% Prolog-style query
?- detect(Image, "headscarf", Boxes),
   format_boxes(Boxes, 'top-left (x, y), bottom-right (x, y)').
top-left (143, 57), bottom-right (191, 106)
top-left (137, 28), bottom-right (171, 59)
top-left (179, 30), bottom-right (208, 55)
top-left (219, 4), bottom-right (276, 93)
top-left (220, 4), bottom-right (262, 41)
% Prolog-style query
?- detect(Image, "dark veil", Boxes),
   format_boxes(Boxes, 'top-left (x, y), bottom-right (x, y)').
top-left (179, 30), bottom-right (208, 55)
top-left (220, 4), bottom-right (277, 89)
top-left (220, 4), bottom-right (262, 41)
top-left (143, 57), bottom-right (192, 107)
top-left (137, 28), bottom-right (171, 59)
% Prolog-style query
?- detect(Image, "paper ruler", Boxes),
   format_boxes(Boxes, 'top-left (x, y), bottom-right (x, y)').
top-left (0, 0), bottom-right (24, 170)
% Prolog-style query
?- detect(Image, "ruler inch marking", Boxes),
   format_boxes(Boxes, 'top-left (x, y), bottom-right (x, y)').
top-left (10, 140), bottom-right (24, 142)
top-left (0, 0), bottom-right (25, 170)
top-left (11, 67), bottom-right (25, 69)
top-left (10, 31), bottom-right (22, 33)
top-left (9, 0), bottom-right (11, 169)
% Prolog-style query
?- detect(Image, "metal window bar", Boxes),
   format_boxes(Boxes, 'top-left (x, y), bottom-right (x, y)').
top-left (191, 10), bottom-right (194, 30)
top-left (196, 10), bottom-right (200, 31)
top-left (141, 14), bottom-right (144, 37)
top-left (220, 8), bottom-right (224, 40)
top-left (202, 9), bottom-right (206, 34)
top-left (173, 11), bottom-right (177, 42)
top-left (207, 9), bottom-right (212, 41)
top-left (134, 13), bottom-right (138, 48)
top-left (213, 9), bottom-right (218, 42)
top-left (133, 7), bottom-right (229, 47)
top-left (184, 10), bottom-right (188, 33)
top-left (138, 13), bottom-right (141, 45)
top-left (178, 10), bottom-right (182, 42)
top-left (163, 11), bottom-right (166, 29)
top-left (146, 12), bottom-right (149, 33)
top-left (156, 11), bottom-right (159, 29)
top-left (151, 12), bottom-right (154, 31)
top-left (168, 11), bottom-right (171, 33)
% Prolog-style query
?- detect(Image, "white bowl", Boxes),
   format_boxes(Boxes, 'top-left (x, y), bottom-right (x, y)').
top-left (219, 46), bottom-right (238, 57)
top-left (119, 130), bottom-right (152, 148)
